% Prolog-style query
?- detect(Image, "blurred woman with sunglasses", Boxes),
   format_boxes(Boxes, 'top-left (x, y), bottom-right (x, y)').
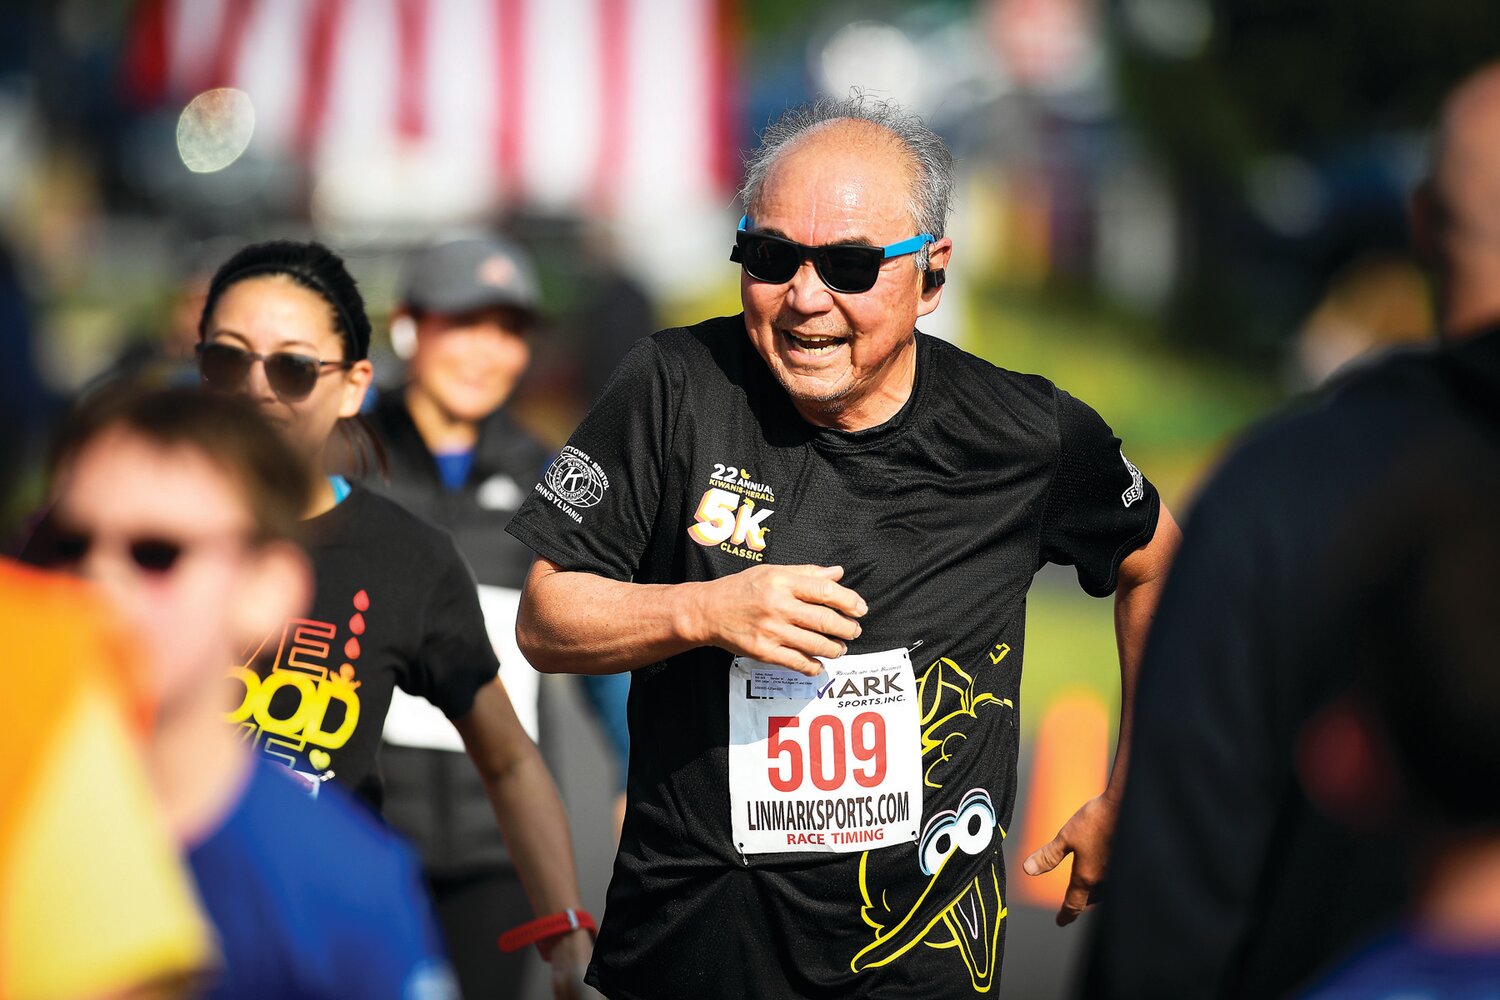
top-left (195, 240), bottom-right (594, 997)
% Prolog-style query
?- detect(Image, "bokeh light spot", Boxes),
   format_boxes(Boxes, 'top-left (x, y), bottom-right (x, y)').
top-left (176, 88), bottom-right (256, 174)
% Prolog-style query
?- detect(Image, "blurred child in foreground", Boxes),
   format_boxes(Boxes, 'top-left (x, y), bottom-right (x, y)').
top-left (30, 386), bottom-right (458, 999)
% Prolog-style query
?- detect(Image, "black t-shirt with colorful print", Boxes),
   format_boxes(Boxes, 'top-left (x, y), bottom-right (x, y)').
top-left (505, 314), bottom-right (1160, 1000)
top-left (229, 484), bottom-right (498, 812)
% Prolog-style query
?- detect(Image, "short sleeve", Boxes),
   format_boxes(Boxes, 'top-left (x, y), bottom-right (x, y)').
top-left (1038, 389), bottom-right (1160, 596)
top-left (506, 337), bottom-right (672, 580)
top-left (406, 541), bottom-right (501, 719)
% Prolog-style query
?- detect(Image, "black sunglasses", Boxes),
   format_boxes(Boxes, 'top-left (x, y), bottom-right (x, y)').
top-left (197, 341), bottom-right (352, 402)
top-left (729, 215), bottom-right (934, 294)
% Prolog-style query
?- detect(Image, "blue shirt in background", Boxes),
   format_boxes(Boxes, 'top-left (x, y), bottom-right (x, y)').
top-left (433, 449), bottom-right (476, 492)
top-left (187, 761), bottom-right (458, 1000)
top-left (1300, 926), bottom-right (1500, 1000)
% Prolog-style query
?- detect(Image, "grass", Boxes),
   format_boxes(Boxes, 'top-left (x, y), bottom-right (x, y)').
top-left (1020, 579), bottom-right (1124, 744)
top-left (961, 284), bottom-right (1282, 510)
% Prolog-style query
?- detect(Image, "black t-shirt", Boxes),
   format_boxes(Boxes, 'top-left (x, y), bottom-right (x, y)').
top-left (506, 314), bottom-right (1159, 999)
top-left (229, 485), bottom-right (499, 811)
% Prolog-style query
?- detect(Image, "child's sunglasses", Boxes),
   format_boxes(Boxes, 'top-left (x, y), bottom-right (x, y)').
top-left (729, 215), bottom-right (933, 294)
top-left (34, 523), bottom-right (245, 575)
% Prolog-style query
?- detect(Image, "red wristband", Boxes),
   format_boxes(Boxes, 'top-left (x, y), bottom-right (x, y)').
top-left (498, 908), bottom-right (597, 957)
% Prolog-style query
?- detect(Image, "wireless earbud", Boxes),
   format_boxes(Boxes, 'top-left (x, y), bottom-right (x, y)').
top-left (924, 268), bottom-right (946, 291)
top-left (389, 315), bottom-right (418, 361)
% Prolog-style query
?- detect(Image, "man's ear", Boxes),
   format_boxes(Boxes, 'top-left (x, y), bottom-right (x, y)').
top-left (916, 238), bottom-right (953, 318)
top-left (338, 359), bottom-right (375, 419)
top-left (230, 541), bottom-right (312, 648)
top-left (1296, 696), bottom-right (1401, 829)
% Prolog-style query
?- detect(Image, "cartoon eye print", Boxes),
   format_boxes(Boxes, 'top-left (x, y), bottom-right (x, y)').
top-left (919, 808), bottom-right (959, 876)
top-left (918, 788), bottom-right (998, 876)
top-left (952, 789), bottom-right (997, 856)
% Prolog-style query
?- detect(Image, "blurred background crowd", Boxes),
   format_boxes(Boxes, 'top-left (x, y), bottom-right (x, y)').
top-left (4, 2), bottom-right (1499, 997)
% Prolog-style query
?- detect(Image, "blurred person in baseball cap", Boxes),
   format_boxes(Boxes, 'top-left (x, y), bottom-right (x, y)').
top-left (369, 233), bottom-right (624, 1000)
top-left (391, 234), bottom-right (542, 422)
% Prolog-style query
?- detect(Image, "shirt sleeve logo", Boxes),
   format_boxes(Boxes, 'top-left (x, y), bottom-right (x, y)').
top-left (543, 446), bottom-right (610, 509)
top-left (688, 462), bottom-right (776, 562)
top-left (1120, 450), bottom-right (1145, 508)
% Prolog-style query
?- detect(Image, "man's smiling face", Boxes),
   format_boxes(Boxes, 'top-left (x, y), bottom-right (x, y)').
top-left (741, 121), bottom-right (950, 432)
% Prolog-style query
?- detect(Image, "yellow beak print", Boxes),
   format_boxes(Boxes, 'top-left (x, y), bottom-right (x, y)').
top-left (850, 655), bottom-right (1013, 993)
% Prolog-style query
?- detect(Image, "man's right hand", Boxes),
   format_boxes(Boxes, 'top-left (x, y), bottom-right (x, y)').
top-left (686, 564), bottom-right (867, 676)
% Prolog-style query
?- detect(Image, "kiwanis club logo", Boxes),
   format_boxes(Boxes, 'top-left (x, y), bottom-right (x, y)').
top-left (537, 446), bottom-right (609, 523)
top-left (547, 447), bottom-right (608, 507)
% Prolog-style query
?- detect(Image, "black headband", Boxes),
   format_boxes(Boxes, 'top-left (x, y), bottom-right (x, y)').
top-left (210, 262), bottom-right (367, 361)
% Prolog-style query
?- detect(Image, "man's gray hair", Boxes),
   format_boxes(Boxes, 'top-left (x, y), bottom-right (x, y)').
top-left (739, 94), bottom-right (955, 269)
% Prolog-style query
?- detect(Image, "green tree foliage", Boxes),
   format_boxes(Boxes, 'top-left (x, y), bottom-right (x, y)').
top-left (1113, 0), bottom-right (1500, 175)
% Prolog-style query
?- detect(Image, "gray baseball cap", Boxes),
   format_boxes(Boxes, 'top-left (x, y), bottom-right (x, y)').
top-left (399, 235), bottom-right (541, 317)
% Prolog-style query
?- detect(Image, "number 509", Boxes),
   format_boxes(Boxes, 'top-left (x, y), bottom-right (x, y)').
top-left (767, 713), bottom-right (887, 792)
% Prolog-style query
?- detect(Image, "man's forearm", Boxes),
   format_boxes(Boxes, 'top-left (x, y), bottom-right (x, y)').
top-left (1107, 505), bottom-right (1181, 800)
top-left (517, 558), bottom-right (707, 675)
top-left (1107, 584), bottom-right (1149, 800)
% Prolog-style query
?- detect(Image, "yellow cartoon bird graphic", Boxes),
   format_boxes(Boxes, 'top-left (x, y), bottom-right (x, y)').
top-left (850, 655), bottom-right (1012, 992)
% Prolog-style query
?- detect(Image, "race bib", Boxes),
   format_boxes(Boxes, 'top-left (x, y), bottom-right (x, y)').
top-left (728, 647), bottom-right (921, 854)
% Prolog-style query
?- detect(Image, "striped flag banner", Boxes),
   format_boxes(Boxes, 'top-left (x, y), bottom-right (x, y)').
top-left (126, 0), bottom-right (739, 228)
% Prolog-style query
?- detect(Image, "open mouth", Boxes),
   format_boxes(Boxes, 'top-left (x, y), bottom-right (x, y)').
top-left (780, 329), bottom-right (848, 356)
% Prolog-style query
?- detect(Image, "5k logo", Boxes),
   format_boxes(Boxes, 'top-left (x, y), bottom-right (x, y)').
top-left (689, 488), bottom-right (773, 551)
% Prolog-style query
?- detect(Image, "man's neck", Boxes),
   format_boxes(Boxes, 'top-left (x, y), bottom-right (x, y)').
top-left (147, 678), bottom-right (254, 846)
top-left (1415, 832), bottom-right (1500, 945)
top-left (406, 384), bottom-right (480, 452)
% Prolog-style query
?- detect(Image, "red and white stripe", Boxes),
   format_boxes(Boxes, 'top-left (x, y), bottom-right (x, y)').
top-left (126, 0), bottom-right (739, 219)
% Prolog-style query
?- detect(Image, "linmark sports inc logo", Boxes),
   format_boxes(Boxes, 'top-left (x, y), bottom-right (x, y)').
top-left (744, 670), bottom-right (905, 707)
top-left (536, 446), bottom-right (609, 523)
top-left (688, 461), bottom-right (776, 562)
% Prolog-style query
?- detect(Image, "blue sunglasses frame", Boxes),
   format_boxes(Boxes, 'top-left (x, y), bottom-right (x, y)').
top-left (731, 215), bottom-right (935, 293)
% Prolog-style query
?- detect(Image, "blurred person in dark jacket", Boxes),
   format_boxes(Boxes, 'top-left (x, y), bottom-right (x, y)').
top-left (1081, 62), bottom-right (1500, 999)
top-left (369, 234), bottom-right (628, 999)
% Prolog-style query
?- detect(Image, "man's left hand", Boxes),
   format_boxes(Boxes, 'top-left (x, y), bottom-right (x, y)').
top-left (1021, 793), bottom-right (1119, 926)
